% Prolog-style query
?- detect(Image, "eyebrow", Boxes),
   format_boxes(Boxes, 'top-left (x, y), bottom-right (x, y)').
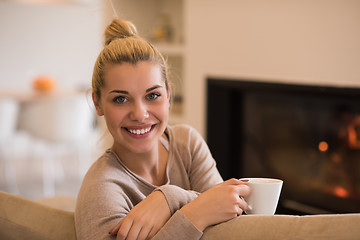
top-left (109, 90), bottom-right (128, 94)
top-left (109, 85), bottom-right (163, 94)
top-left (146, 85), bottom-right (163, 92)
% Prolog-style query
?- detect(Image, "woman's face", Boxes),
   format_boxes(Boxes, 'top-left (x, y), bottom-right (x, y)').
top-left (93, 61), bottom-right (170, 154)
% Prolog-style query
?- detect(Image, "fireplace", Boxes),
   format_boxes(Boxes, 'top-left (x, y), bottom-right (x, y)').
top-left (206, 78), bottom-right (360, 215)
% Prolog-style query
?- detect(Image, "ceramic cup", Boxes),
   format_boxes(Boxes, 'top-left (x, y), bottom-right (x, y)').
top-left (240, 178), bottom-right (283, 215)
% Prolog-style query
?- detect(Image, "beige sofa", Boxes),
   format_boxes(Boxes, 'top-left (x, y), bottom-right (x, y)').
top-left (1, 190), bottom-right (359, 240)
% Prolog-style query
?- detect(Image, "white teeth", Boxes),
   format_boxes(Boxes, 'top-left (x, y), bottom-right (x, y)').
top-left (128, 126), bottom-right (151, 135)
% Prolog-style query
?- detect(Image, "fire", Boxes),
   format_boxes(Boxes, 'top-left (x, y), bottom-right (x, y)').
top-left (318, 141), bottom-right (329, 152)
top-left (333, 186), bottom-right (349, 198)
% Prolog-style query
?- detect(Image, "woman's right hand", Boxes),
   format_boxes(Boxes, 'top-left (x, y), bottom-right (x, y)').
top-left (179, 178), bottom-right (251, 231)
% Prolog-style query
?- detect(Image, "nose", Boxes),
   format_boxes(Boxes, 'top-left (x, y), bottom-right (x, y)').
top-left (130, 101), bottom-right (149, 122)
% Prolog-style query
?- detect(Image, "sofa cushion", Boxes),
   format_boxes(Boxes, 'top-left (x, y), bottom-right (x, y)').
top-left (0, 191), bottom-right (76, 240)
top-left (202, 213), bottom-right (360, 239)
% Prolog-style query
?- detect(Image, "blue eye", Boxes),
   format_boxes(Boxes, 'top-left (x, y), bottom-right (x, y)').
top-left (113, 96), bottom-right (128, 103)
top-left (147, 92), bottom-right (161, 100)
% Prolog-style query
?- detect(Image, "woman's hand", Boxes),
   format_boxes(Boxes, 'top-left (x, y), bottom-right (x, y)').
top-left (179, 178), bottom-right (251, 231)
top-left (109, 190), bottom-right (171, 240)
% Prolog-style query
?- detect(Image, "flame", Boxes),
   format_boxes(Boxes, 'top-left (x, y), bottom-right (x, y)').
top-left (333, 186), bottom-right (349, 198)
top-left (318, 141), bottom-right (328, 152)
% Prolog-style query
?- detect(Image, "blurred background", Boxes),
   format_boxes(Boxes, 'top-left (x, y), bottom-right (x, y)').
top-left (0, 0), bottom-right (106, 201)
top-left (0, 0), bottom-right (360, 209)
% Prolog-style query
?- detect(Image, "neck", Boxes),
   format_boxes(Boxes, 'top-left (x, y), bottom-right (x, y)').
top-left (112, 140), bottom-right (168, 186)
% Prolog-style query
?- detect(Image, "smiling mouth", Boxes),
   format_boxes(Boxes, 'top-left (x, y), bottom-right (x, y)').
top-left (126, 125), bottom-right (153, 135)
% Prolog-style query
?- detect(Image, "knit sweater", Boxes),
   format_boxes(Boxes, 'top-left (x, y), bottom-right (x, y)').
top-left (75, 124), bottom-right (223, 240)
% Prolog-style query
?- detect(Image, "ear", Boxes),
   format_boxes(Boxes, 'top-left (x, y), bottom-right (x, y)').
top-left (92, 92), bottom-right (104, 116)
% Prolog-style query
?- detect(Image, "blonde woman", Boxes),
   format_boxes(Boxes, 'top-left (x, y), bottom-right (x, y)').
top-left (75, 19), bottom-right (250, 240)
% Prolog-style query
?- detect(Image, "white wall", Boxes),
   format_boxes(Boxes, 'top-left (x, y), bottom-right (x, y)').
top-left (185, 0), bottom-right (360, 136)
top-left (0, 1), bottom-right (104, 91)
top-left (1, 1), bottom-right (360, 137)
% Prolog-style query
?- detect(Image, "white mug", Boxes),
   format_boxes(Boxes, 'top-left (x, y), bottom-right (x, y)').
top-left (240, 178), bottom-right (283, 215)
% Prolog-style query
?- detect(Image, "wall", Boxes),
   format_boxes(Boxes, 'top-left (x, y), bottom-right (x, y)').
top-left (0, 1), bottom-right (104, 92)
top-left (1, 0), bottom-right (360, 137)
top-left (185, 0), bottom-right (360, 136)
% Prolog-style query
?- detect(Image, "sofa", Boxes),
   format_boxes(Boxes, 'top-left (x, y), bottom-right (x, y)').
top-left (1, 190), bottom-right (359, 240)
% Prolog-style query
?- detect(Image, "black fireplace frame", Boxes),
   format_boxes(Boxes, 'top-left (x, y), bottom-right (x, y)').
top-left (206, 77), bottom-right (360, 215)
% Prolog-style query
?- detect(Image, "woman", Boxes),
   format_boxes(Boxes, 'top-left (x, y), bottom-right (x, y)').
top-left (75, 18), bottom-right (251, 240)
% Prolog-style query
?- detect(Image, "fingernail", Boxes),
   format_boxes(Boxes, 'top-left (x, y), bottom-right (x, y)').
top-left (240, 179), bottom-right (249, 182)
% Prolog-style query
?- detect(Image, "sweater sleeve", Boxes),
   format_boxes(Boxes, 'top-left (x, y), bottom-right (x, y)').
top-left (155, 185), bottom-right (200, 215)
top-left (152, 211), bottom-right (203, 240)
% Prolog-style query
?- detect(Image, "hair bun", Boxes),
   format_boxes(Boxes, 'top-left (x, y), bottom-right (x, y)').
top-left (104, 19), bottom-right (138, 45)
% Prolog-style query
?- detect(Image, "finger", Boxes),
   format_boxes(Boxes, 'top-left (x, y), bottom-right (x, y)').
top-left (235, 184), bottom-right (251, 197)
top-left (238, 195), bottom-right (249, 212)
top-left (225, 178), bottom-right (249, 186)
top-left (137, 224), bottom-right (153, 240)
top-left (236, 203), bottom-right (243, 216)
top-left (225, 178), bottom-right (242, 185)
top-left (125, 220), bottom-right (144, 240)
top-left (240, 179), bottom-right (249, 183)
top-left (147, 226), bottom-right (158, 239)
top-left (147, 222), bottom-right (164, 239)
top-left (116, 219), bottom-right (133, 240)
top-left (110, 221), bottom-right (122, 235)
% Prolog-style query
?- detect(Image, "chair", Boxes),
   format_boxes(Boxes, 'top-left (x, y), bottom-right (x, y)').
top-left (19, 93), bottom-right (94, 142)
top-left (0, 98), bottom-right (20, 194)
top-left (18, 93), bottom-right (96, 197)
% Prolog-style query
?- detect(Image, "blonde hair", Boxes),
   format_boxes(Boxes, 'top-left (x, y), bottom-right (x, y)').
top-left (92, 19), bottom-right (169, 101)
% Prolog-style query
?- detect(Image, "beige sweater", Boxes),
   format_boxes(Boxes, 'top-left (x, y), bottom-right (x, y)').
top-left (75, 124), bottom-right (223, 240)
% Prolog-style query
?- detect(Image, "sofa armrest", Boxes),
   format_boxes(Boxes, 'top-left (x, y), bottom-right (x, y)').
top-left (202, 213), bottom-right (360, 240)
top-left (1, 189), bottom-right (360, 240)
top-left (0, 191), bottom-right (76, 240)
